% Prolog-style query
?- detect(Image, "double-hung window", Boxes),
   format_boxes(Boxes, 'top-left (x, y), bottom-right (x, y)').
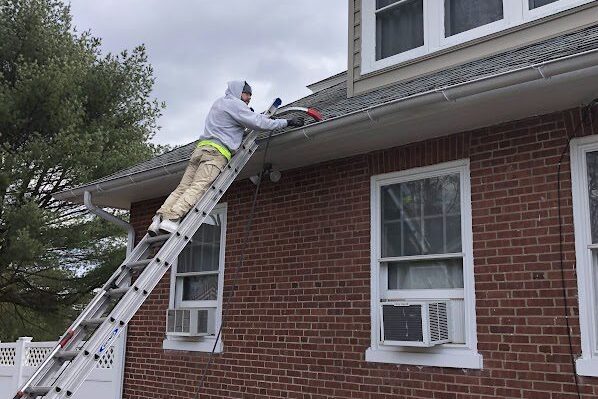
top-left (367, 160), bottom-right (481, 368)
top-left (163, 205), bottom-right (227, 352)
top-left (571, 136), bottom-right (598, 376)
top-left (361, 0), bottom-right (594, 73)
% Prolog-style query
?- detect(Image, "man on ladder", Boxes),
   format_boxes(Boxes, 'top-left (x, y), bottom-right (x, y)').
top-left (148, 80), bottom-right (305, 235)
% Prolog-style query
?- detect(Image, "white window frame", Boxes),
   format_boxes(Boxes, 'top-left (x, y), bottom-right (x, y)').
top-left (366, 159), bottom-right (482, 369)
top-left (361, 0), bottom-right (595, 74)
top-left (571, 136), bottom-right (598, 376)
top-left (162, 204), bottom-right (227, 353)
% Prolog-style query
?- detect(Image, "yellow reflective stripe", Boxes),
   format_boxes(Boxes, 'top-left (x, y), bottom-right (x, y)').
top-left (197, 140), bottom-right (231, 161)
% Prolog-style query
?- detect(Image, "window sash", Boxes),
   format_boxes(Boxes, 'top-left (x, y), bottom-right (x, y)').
top-left (381, 173), bottom-right (462, 257)
top-left (386, 258), bottom-right (464, 290)
top-left (175, 277), bottom-right (217, 308)
top-left (375, 168), bottom-right (467, 300)
top-left (444, 0), bottom-right (504, 38)
top-left (375, 0), bottom-right (424, 60)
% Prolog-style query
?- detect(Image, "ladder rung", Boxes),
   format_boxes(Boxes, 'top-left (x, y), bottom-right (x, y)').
top-left (146, 233), bottom-right (171, 244)
top-left (55, 350), bottom-right (79, 361)
top-left (106, 287), bottom-right (129, 298)
top-left (26, 386), bottom-right (52, 395)
top-left (80, 317), bottom-right (107, 327)
top-left (126, 259), bottom-right (152, 270)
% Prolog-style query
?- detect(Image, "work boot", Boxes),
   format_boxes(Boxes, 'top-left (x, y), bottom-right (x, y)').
top-left (147, 214), bottom-right (162, 237)
top-left (159, 218), bottom-right (180, 234)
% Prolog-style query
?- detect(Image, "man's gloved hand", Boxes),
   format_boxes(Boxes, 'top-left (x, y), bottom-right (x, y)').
top-left (286, 117), bottom-right (305, 128)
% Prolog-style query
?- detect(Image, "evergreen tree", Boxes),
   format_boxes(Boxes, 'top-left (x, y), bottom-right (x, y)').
top-left (0, 0), bottom-right (165, 340)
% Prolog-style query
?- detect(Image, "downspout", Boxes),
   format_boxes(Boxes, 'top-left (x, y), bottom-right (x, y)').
top-left (83, 190), bottom-right (132, 399)
top-left (83, 191), bottom-right (135, 255)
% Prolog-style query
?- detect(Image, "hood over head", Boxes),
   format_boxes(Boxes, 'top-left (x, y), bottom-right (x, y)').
top-left (225, 80), bottom-right (249, 99)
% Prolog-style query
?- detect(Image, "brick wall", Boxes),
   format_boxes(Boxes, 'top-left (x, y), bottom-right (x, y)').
top-left (123, 107), bottom-right (598, 398)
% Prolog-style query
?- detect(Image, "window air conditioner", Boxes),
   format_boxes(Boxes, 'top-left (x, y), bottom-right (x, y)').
top-left (166, 308), bottom-right (215, 337)
top-left (380, 301), bottom-right (450, 347)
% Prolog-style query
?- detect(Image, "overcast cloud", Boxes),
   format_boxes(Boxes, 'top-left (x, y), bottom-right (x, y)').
top-left (67, 1), bottom-right (348, 146)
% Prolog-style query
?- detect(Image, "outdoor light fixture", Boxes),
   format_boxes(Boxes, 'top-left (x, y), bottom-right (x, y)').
top-left (249, 163), bottom-right (281, 185)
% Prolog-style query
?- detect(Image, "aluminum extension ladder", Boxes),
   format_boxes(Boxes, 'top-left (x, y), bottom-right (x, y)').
top-left (12, 99), bottom-right (285, 399)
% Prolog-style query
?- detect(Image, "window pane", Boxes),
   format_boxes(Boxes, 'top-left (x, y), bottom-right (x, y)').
top-left (376, 0), bottom-right (423, 60)
top-left (381, 174), bottom-right (462, 257)
top-left (587, 151), bottom-right (598, 244)
top-left (529, 0), bottom-right (559, 9)
top-left (177, 221), bottom-right (221, 273)
top-left (182, 275), bottom-right (218, 301)
top-left (444, 0), bottom-right (503, 37)
top-left (387, 258), bottom-right (464, 289)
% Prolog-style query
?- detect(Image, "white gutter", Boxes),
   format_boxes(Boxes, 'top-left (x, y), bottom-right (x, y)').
top-left (55, 47), bottom-right (598, 203)
top-left (83, 190), bottom-right (132, 399)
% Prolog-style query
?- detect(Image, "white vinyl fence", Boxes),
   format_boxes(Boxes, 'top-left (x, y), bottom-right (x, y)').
top-left (0, 337), bottom-right (122, 399)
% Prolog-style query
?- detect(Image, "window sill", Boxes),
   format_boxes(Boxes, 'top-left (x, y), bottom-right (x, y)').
top-left (576, 357), bottom-right (598, 377)
top-left (365, 346), bottom-right (483, 369)
top-left (162, 335), bottom-right (222, 353)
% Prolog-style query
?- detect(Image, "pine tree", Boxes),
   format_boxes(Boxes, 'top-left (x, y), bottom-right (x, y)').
top-left (0, 0), bottom-right (165, 340)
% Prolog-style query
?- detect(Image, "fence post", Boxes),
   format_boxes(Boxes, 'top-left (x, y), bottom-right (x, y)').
top-left (13, 337), bottom-right (32, 391)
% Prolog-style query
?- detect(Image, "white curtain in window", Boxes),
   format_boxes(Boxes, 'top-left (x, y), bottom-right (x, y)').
top-left (388, 259), bottom-right (464, 289)
top-left (376, 0), bottom-right (424, 60)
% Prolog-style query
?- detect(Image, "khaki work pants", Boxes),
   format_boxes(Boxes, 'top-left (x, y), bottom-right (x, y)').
top-left (157, 146), bottom-right (228, 220)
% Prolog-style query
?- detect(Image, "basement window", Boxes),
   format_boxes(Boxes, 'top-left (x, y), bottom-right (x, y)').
top-left (571, 137), bottom-right (598, 377)
top-left (367, 160), bottom-right (482, 368)
top-left (361, 0), bottom-right (594, 74)
top-left (163, 205), bottom-right (227, 353)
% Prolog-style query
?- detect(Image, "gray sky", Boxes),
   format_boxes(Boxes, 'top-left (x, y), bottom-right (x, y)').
top-left (67, 1), bottom-right (348, 146)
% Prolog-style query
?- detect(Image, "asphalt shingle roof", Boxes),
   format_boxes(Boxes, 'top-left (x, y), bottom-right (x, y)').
top-left (84, 24), bottom-right (598, 187)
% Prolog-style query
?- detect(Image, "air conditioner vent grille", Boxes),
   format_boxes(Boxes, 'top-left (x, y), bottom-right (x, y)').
top-left (428, 302), bottom-right (449, 341)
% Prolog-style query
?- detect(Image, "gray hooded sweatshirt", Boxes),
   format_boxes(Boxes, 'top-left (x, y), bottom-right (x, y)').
top-left (199, 80), bottom-right (288, 152)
